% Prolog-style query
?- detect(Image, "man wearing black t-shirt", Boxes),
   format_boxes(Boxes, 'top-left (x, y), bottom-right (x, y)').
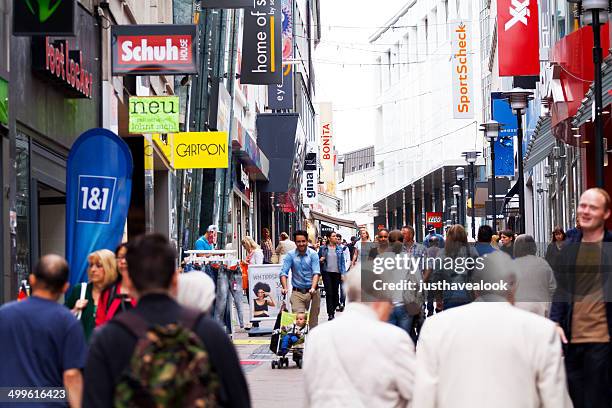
top-left (84, 234), bottom-right (250, 408)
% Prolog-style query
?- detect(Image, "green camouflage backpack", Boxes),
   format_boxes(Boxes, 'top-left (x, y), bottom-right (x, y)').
top-left (113, 309), bottom-right (220, 408)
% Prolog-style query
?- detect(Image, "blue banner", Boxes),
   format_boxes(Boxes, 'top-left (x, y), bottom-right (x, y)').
top-left (66, 128), bottom-right (133, 288)
top-left (491, 93), bottom-right (516, 177)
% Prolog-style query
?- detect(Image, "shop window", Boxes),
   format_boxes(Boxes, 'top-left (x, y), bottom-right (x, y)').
top-left (15, 132), bottom-right (30, 286)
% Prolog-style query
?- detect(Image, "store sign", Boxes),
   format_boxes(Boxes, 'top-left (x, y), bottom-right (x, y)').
top-left (451, 21), bottom-right (474, 119)
top-left (32, 36), bottom-right (94, 98)
top-left (200, 0), bottom-right (254, 7)
top-left (173, 132), bottom-right (229, 169)
top-left (302, 170), bottom-right (317, 205)
top-left (319, 102), bottom-right (334, 183)
top-left (0, 78), bottom-right (7, 126)
top-left (426, 212), bottom-right (443, 228)
top-left (240, 0), bottom-right (282, 84)
top-left (13, 0), bottom-right (76, 36)
top-left (129, 96), bottom-right (179, 134)
top-left (267, 0), bottom-right (294, 109)
top-left (241, 165), bottom-right (250, 189)
top-left (497, 0), bottom-right (539, 76)
top-left (111, 25), bottom-right (198, 76)
top-left (66, 128), bottom-right (133, 287)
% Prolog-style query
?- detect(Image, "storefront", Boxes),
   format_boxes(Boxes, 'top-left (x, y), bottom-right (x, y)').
top-left (7, 4), bottom-right (100, 297)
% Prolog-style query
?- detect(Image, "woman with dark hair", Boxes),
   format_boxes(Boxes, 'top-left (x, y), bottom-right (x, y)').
top-left (433, 224), bottom-right (479, 310)
top-left (252, 282), bottom-right (276, 318)
top-left (545, 227), bottom-right (566, 268)
top-left (499, 230), bottom-right (516, 258)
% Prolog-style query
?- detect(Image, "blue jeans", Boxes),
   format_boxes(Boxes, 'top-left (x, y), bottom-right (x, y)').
top-left (280, 334), bottom-right (299, 355)
top-left (389, 305), bottom-right (415, 341)
top-left (215, 267), bottom-right (245, 328)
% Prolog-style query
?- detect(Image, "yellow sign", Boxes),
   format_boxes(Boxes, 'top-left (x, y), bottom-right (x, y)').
top-left (173, 132), bottom-right (229, 169)
top-left (152, 133), bottom-right (173, 165)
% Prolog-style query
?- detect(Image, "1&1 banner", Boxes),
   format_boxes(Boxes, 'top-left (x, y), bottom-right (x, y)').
top-left (66, 128), bottom-right (133, 287)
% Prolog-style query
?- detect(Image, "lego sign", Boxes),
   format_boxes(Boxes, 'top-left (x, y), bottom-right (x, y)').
top-left (426, 212), bottom-right (443, 228)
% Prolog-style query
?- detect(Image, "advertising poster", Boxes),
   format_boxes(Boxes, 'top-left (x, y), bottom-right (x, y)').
top-left (111, 25), bottom-right (198, 76)
top-left (129, 96), bottom-right (180, 134)
top-left (248, 264), bottom-right (290, 321)
top-left (66, 128), bottom-right (133, 287)
top-left (491, 93), bottom-right (516, 177)
top-left (268, 0), bottom-right (294, 109)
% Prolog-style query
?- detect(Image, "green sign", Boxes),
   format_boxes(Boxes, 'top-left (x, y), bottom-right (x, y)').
top-left (0, 78), bottom-right (8, 126)
top-left (13, 0), bottom-right (76, 36)
top-left (129, 96), bottom-right (180, 134)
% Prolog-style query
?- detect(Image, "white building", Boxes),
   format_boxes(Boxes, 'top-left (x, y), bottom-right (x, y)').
top-left (370, 0), bottom-right (486, 240)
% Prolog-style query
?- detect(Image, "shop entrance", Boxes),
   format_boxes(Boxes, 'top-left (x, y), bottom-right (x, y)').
top-left (35, 182), bottom-right (66, 260)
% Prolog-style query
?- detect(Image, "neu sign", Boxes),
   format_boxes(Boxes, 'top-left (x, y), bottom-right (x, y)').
top-left (129, 96), bottom-right (179, 134)
top-left (111, 25), bottom-right (198, 76)
top-left (32, 36), bottom-right (94, 99)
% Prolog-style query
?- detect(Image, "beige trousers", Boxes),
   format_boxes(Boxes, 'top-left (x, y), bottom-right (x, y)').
top-left (290, 290), bottom-right (320, 328)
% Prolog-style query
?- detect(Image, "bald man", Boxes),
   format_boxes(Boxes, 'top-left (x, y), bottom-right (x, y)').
top-left (0, 255), bottom-right (87, 408)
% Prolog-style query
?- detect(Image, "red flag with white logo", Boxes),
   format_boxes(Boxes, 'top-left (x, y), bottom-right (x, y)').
top-left (497, 0), bottom-right (540, 76)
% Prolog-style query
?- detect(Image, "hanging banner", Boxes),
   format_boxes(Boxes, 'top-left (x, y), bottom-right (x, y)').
top-left (426, 212), bottom-right (444, 228)
top-left (13, 0), bottom-right (76, 36)
top-left (268, 0), bottom-right (294, 109)
top-left (497, 0), bottom-right (539, 76)
top-left (451, 21), bottom-right (474, 119)
top-left (240, 0), bottom-right (282, 84)
top-left (319, 102), bottom-right (335, 186)
top-left (129, 96), bottom-right (180, 134)
top-left (66, 128), bottom-right (133, 288)
top-left (173, 132), bottom-right (229, 169)
top-left (302, 170), bottom-right (318, 205)
top-left (111, 25), bottom-right (198, 76)
top-left (491, 93), bottom-right (516, 177)
top-left (248, 264), bottom-right (290, 321)
top-left (200, 0), bottom-right (254, 7)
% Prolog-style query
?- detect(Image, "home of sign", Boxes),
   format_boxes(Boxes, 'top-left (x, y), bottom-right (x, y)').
top-left (129, 96), bottom-right (179, 134)
top-left (31, 36), bottom-right (94, 98)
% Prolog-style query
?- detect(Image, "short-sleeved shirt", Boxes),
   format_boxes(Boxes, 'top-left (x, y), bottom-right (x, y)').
top-left (195, 236), bottom-right (213, 251)
top-left (280, 248), bottom-right (321, 290)
top-left (0, 296), bottom-right (87, 401)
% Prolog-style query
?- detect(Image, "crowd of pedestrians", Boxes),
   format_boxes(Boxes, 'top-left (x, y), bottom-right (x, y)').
top-left (0, 187), bottom-right (610, 407)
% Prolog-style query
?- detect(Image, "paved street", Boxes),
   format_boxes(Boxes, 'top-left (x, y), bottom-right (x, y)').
top-left (231, 297), bottom-right (330, 407)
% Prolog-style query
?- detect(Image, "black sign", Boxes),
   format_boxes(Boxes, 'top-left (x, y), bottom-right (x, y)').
top-left (200, 0), bottom-right (254, 8)
top-left (268, 67), bottom-right (293, 110)
top-left (240, 1), bottom-right (282, 85)
top-left (111, 25), bottom-right (198, 76)
top-left (13, 0), bottom-right (76, 36)
top-left (304, 152), bottom-right (317, 171)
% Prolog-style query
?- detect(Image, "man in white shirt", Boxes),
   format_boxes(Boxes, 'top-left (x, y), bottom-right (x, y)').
top-left (413, 251), bottom-right (572, 408)
top-left (304, 267), bottom-right (415, 408)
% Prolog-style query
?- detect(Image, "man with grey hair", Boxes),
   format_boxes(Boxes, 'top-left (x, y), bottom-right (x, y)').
top-left (304, 268), bottom-right (416, 407)
top-left (413, 251), bottom-right (572, 408)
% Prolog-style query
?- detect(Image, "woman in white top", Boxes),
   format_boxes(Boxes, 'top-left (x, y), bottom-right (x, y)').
top-left (275, 232), bottom-right (297, 264)
top-left (351, 229), bottom-right (371, 267)
top-left (241, 236), bottom-right (264, 265)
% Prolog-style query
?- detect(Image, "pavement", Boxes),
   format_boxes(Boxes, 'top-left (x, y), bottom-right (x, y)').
top-left (230, 295), bottom-right (332, 407)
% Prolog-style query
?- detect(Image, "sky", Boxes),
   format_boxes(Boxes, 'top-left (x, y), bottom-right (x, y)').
top-left (314, 0), bottom-right (406, 154)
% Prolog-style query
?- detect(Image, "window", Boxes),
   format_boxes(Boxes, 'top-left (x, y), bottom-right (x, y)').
top-left (15, 131), bottom-right (30, 285)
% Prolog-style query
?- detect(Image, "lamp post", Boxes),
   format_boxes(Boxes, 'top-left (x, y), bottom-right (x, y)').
top-left (480, 120), bottom-right (503, 230)
top-left (574, 0), bottom-right (608, 187)
top-left (456, 167), bottom-right (465, 227)
top-left (503, 88), bottom-right (533, 234)
top-left (462, 151), bottom-right (481, 239)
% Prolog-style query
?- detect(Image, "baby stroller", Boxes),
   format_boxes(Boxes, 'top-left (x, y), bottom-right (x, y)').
top-left (269, 296), bottom-right (310, 369)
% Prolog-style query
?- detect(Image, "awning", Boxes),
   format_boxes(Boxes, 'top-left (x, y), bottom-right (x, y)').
top-left (573, 55), bottom-right (612, 127)
top-left (310, 210), bottom-right (359, 229)
top-left (525, 116), bottom-right (554, 172)
top-left (231, 116), bottom-right (270, 180)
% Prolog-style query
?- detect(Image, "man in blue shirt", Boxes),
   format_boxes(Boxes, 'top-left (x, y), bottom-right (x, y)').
top-left (475, 225), bottom-right (497, 256)
top-left (0, 255), bottom-right (87, 408)
top-left (424, 225), bottom-right (445, 248)
top-left (280, 230), bottom-right (321, 328)
top-left (195, 225), bottom-right (217, 251)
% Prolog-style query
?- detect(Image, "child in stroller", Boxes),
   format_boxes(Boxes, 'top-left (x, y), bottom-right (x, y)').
top-left (271, 310), bottom-right (310, 369)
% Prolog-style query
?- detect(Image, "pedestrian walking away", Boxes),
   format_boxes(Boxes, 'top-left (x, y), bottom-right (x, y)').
top-left (0, 255), bottom-right (87, 408)
top-left (279, 230), bottom-right (321, 328)
top-left (84, 233), bottom-right (250, 408)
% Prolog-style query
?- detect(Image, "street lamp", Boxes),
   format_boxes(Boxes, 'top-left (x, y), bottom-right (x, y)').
top-left (462, 151), bottom-right (481, 239)
top-left (456, 167), bottom-right (465, 227)
top-left (480, 120), bottom-right (503, 229)
top-left (503, 88), bottom-right (533, 234)
top-left (450, 205), bottom-right (458, 224)
top-left (573, 0), bottom-right (608, 187)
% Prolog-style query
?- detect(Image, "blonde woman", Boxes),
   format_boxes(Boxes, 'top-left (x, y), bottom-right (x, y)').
top-left (242, 236), bottom-right (264, 265)
top-left (65, 249), bottom-right (117, 340)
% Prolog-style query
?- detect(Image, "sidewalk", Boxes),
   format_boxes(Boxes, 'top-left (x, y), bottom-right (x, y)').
top-left (230, 294), bottom-right (331, 407)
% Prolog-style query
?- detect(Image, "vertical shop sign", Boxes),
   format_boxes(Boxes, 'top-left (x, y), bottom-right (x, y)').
top-left (268, 0), bottom-right (294, 109)
top-left (66, 128), bottom-right (133, 287)
top-left (240, 0), bottom-right (282, 84)
top-left (319, 102), bottom-right (334, 184)
top-left (451, 21), bottom-right (474, 119)
top-left (497, 0), bottom-right (540, 76)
